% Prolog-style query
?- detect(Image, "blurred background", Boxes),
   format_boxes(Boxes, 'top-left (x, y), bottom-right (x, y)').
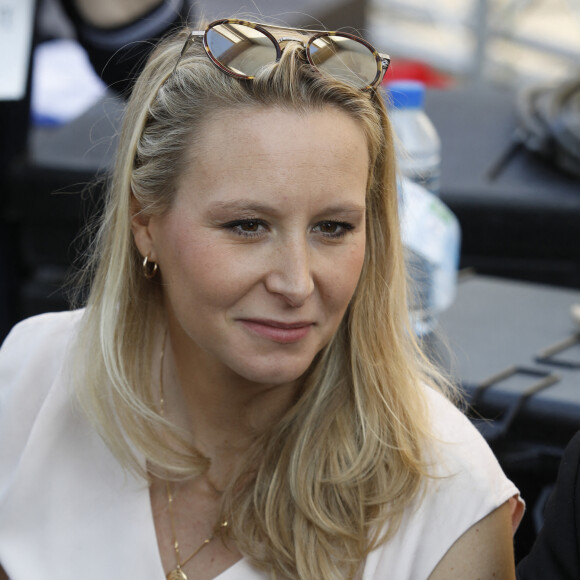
top-left (1, 0), bottom-right (580, 567)
top-left (369, 0), bottom-right (580, 85)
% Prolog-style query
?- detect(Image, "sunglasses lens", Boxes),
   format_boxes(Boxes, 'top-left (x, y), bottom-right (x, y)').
top-left (206, 22), bottom-right (279, 78)
top-left (308, 35), bottom-right (380, 89)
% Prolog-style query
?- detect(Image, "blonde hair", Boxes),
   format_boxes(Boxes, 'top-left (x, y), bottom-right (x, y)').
top-left (73, 26), bottom-right (453, 579)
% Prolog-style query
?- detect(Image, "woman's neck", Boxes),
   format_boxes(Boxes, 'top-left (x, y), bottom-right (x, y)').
top-left (159, 329), bottom-right (300, 484)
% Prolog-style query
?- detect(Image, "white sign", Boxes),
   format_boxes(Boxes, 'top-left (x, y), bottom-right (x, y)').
top-left (0, 0), bottom-right (35, 100)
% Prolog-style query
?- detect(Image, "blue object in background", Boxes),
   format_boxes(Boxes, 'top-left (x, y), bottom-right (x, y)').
top-left (31, 39), bottom-right (106, 127)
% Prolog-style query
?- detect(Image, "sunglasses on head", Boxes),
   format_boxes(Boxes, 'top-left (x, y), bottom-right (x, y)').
top-left (174, 19), bottom-right (391, 91)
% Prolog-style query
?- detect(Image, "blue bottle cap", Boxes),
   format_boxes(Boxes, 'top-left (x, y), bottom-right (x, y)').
top-left (384, 80), bottom-right (426, 109)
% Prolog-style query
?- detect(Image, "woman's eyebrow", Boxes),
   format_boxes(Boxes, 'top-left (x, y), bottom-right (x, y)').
top-left (207, 200), bottom-right (365, 214)
top-left (206, 200), bottom-right (280, 216)
top-left (315, 203), bottom-right (366, 215)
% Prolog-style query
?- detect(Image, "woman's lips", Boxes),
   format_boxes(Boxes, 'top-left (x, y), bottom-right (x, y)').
top-left (239, 319), bottom-right (313, 344)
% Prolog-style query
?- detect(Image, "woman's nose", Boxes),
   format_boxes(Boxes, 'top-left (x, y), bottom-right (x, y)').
top-left (264, 239), bottom-right (315, 307)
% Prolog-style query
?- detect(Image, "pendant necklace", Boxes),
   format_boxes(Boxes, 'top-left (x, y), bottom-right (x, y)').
top-left (165, 480), bottom-right (228, 580)
top-left (158, 329), bottom-right (229, 580)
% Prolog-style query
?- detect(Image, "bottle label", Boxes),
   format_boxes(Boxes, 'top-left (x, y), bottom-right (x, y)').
top-left (399, 179), bottom-right (461, 335)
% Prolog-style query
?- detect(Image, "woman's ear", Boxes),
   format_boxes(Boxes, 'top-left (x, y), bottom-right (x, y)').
top-left (130, 193), bottom-right (156, 261)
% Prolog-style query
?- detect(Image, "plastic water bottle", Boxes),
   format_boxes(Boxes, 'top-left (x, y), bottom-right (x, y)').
top-left (383, 81), bottom-right (459, 335)
top-left (385, 80), bottom-right (441, 196)
top-left (399, 178), bottom-right (461, 336)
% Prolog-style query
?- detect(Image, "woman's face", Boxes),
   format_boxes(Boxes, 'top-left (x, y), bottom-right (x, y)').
top-left (133, 106), bottom-right (369, 388)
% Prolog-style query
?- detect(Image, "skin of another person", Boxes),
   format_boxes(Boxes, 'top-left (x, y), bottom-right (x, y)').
top-left (72, 0), bottom-right (163, 27)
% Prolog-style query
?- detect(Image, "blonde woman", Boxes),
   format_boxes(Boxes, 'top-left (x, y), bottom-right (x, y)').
top-left (0, 19), bottom-right (523, 579)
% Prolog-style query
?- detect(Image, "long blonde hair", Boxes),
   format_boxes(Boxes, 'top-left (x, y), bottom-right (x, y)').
top-left (73, 25), bottom-right (452, 579)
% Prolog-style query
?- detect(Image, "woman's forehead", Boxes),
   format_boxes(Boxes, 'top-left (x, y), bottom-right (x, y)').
top-left (171, 106), bottom-right (369, 215)
top-left (180, 105), bottom-right (370, 178)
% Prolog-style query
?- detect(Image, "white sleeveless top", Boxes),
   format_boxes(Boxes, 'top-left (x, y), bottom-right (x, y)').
top-left (0, 311), bottom-right (523, 579)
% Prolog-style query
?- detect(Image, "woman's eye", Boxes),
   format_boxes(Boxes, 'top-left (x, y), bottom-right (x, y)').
top-left (222, 219), bottom-right (267, 238)
top-left (238, 221), bottom-right (260, 232)
top-left (315, 221), bottom-right (355, 239)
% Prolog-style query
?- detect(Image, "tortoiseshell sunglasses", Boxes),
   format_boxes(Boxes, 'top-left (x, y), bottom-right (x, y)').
top-left (174, 19), bottom-right (391, 91)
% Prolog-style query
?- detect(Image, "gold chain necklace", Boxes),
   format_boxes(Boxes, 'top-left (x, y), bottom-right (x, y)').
top-left (159, 330), bottom-right (228, 580)
top-left (165, 481), bottom-right (229, 580)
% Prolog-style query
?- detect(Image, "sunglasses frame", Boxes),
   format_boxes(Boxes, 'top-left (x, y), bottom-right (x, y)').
top-left (174, 18), bottom-right (391, 91)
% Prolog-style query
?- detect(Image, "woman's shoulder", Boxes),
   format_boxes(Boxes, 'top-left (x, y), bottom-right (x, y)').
top-left (422, 384), bottom-right (479, 440)
top-left (0, 308), bottom-right (84, 407)
top-left (0, 310), bottom-right (85, 490)
top-left (422, 386), bottom-right (524, 560)
top-left (1, 309), bottom-right (84, 350)
top-left (364, 385), bottom-right (523, 578)
top-left (421, 385), bottom-right (518, 497)
top-left (0, 309), bottom-right (84, 377)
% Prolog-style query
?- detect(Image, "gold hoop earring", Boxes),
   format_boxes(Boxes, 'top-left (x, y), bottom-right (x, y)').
top-left (143, 255), bottom-right (158, 279)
